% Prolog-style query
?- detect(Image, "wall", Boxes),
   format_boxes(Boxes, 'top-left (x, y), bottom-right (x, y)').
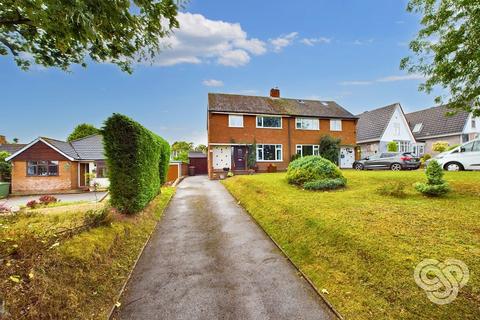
top-left (380, 106), bottom-right (415, 143)
top-left (423, 135), bottom-right (462, 155)
top-left (208, 113), bottom-right (357, 175)
top-left (11, 160), bottom-right (74, 193)
top-left (358, 142), bottom-right (380, 158)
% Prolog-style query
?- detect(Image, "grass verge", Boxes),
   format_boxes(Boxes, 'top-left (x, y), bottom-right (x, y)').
top-left (222, 171), bottom-right (480, 320)
top-left (0, 187), bottom-right (174, 319)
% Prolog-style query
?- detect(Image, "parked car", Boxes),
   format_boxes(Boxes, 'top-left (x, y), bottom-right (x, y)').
top-left (353, 152), bottom-right (421, 171)
top-left (428, 139), bottom-right (480, 171)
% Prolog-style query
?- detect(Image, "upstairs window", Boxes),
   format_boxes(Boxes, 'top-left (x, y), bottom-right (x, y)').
top-left (472, 119), bottom-right (477, 129)
top-left (330, 119), bottom-right (342, 131)
top-left (296, 118), bottom-right (319, 130)
top-left (27, 161), bottom-right (59, 176)
top-left (257, 116), bottom-right (282, 128)
top-left (228, 114), bottom-right (244, 128)
top-left (413, 123), bottom-right (423, 133)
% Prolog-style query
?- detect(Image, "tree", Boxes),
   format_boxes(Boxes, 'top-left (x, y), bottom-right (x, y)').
top-left (12, 138), bottom-right (18, 143)
top-left (387, 141), bottom-right (399, 152)
top-left (194, 144), bottom-right (207, 153)
top-left (432, 141), bottom-right (449, 153)
top-left (171, 141), bottom-right (193, 162)
top-left (67, 123), bottom-right (100, 142)
top-left (0, 151), bottom-right (11, 181)
top-left (318, 135), bottom-right (341, 165)
top-left (0, 0), bottom-right (181, 72)
top-left (401, 0), bottom-right (480, 116)
top-left (415, 160), bottom-right (450, 196)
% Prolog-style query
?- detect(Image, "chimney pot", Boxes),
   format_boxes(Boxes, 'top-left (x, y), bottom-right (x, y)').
top-left (270, 87), bottom-right (280, 98)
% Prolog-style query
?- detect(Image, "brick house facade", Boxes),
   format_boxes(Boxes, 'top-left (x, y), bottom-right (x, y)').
top-left (207, 89), bottom-right (358, 178)
top-left (6, 135), bottom-right (108, 195)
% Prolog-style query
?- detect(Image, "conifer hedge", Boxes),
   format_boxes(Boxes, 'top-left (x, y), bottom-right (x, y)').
top-left (103, 114), bottom-right (171, 214)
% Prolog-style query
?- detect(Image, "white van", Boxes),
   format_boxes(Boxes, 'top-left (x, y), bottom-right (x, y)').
top-left (431, 139), bottom-right (480, 171)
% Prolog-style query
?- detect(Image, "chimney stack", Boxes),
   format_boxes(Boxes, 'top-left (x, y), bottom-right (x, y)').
top-left (270, 87), bottom-right (280, 98)
top-left (0, 135), bottom-right (6, 145)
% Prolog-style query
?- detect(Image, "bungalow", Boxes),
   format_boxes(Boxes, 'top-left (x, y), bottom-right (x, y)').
top-left (207, 88), bottom-right (358, 178)
top-left (5, 134), bottom-right (109, 195)
top-left (406, 105), bottom-right (480, 155)
top-left (356, 103), bottom-right (419, 158)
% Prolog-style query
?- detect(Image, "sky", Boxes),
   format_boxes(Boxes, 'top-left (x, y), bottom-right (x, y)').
top-left (0, 0), bottom-right (441, 145)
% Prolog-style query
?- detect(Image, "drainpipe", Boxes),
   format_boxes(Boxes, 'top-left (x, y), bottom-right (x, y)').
top-left (287, 117), bottom-right (292, 161)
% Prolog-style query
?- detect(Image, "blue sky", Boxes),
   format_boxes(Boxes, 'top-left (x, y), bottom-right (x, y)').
top-left (0, 0), bottom-right (439, 145)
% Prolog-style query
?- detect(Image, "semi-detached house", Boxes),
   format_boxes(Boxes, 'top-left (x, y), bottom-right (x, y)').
top-left (207, 88), bottom-right (358, 178)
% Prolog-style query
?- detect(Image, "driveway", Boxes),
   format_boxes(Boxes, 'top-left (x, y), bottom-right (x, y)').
top-left (1, 192), bottom-right (107, 209)
top-left (113, 176), bottom-right (338, 320)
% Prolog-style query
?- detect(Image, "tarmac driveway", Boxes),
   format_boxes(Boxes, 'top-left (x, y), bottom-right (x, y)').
top-left (114, 175), bottom-right (338, 320)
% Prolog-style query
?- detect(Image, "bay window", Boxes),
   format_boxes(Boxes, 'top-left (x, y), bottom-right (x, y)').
top-left (27, 161), bottom-right (59, 176)
top-left (256, 116), bottom-right (282, 128)
top-left (296, 145), bottom-right (320, 157)
top-left (257, 144), bottom-right (282, 161)
top-left (296, 118), bottom-right (319, 130)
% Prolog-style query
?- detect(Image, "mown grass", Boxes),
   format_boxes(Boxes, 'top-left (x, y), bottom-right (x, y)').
top-left (222, 171), bottom-right (480, 320)
top-left (0, 187), bottom-right (174, 319)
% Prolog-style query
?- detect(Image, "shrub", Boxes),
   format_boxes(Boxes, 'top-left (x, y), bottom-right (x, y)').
top-left (387, 141), bottom-right (398, 152)
top-left (318, 135), bottom-right (341, 164)
top-left (420, 153), bottom-right (431, 164)
top-left (84, 207), bottom-right (113, 227)
top-left (432, 141), bottom-right (449, 153)
top-left (0, 204), bottom-right (11, 213)
top-left (291, 153), bottom-right (301, 162)
top-left (286, 156), bottom-right (345, 190)
top-left (304, 178), bottom-right (346, 190)
top-left (415, 160), bottom-right (450, 196)
top-left (376, 182), bottom-right (407, 198)
top-left (38, 195), bottom-right (58, 205)
top-left (26, 200), bottom-right (38, 209)
top-left (0, 151), bottom-right (11, 181)
top-left (103, 113), bottom-right (170, 214)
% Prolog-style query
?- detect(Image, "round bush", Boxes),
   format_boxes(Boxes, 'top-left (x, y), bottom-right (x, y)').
top-left (286, 156), bottom-right (345, 187)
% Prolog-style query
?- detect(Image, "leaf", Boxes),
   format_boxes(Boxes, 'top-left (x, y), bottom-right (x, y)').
top-left (9, 275), bottom-right (21, 283)
top-left (321, 288), bottom-right (329, 295)
top-left (29, 272), bottom-right (34, 279)
top-left (115, 302), bottom-right (121, 308)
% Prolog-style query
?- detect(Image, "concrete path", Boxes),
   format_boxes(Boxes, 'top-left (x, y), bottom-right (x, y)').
top-left (1, 192), bottom-right (107, 209)
top-left (113, 176), bottom-right (338, 320)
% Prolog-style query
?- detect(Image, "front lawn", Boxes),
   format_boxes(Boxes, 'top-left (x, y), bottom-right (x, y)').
top-left (0, 187), bottom-right (174, 319)
top-left (222, 171), bottom-right (480, 320)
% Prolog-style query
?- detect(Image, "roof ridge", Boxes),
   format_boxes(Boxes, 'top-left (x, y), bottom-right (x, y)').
top-left (209, 92), bottom-right (333, 103)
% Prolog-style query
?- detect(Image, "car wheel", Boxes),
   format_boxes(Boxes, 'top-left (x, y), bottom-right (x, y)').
top-left (444, 162), bottom-right (464, 171)
top-left (390, 163), bottom-right (402, 171)
top-left (354, 163), bottom-right (364, 170)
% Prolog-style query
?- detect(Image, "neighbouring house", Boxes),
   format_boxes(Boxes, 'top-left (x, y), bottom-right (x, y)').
top-left (5, 134), bottom-right (109, 195)
top-left (406, 105), bottom-right (480, 155)
top-left (356, 103), bottom-right (419, 158)
top-left (207, 88), bottom-right (358, 178)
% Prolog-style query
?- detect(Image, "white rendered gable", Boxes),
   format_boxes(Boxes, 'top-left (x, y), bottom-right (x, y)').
top-left (380, 105), bottom-right (416, 143)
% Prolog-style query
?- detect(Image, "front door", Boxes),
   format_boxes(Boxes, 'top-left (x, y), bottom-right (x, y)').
top-left (339, 147), bottom-right (355, 168)
top-left (233, 146), bottom-right (247, 170)
top-left (79, 163), bottom-right (90, 187)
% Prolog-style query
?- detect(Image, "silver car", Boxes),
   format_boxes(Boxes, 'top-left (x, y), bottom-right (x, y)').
top-left (353, 152), bottom-right (421, 171)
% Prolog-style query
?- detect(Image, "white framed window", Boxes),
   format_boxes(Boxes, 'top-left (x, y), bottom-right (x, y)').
top-left (256, 144), bottom-right (283, 161)
top-left (296, 145), bottom-right (320, 157)
top-left (296, 118), bottom-right (319, 130)
top-left (330, 119), bottom-right (342, 131)
top-left (396, 141), bottom-right (411, 153)
top-left (256, 116), bottom-right (282, 128)
top-left (228, 114), bottom-right (244, 127)
top-left (472, 119), bottom-right (477, 129)
top-left (413, 123), bottom-right (423, 133)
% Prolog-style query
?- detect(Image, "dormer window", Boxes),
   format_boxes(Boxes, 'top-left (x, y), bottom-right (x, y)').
top-left (413, 123), bottom-right (423, 133)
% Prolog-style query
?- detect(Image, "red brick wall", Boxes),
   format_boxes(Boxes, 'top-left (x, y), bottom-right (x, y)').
top-left (11, 160), bottom-right (76, 194)
top-left (208, 113), bottom-right (357, 175)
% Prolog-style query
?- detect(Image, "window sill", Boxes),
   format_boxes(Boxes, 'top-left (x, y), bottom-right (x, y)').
top-left (228, 126), bottom-right (244, 128)
top-left (295, 128), bottom-right (320, 131)
top-left (256, 160), bottom-right (284, 162)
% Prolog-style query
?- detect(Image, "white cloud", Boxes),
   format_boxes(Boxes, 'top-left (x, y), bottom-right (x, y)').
top-left (153, 12), bottom-right (267, 67)
top-left (269, 32), bottom-right (298, 52)
top-left (301, 37), bottom-right (331, 46)
top-left (353, 38), bottom-right (374, 45)
top-left (340, 74), bottom-right (425, 86)
top-left (202, 79), bottom-right (224, 87)
top-left (377, 74), bottom-right (425, 82)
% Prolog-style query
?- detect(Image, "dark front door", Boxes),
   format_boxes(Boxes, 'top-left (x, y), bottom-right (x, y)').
top-left (79, 163), bottom-right (89, 187)
top-left (233, 146), bottom-right (247, 170)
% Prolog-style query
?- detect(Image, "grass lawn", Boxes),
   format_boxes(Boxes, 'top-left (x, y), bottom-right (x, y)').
top-left (0, 187), bottom-right (174, 319)
top-left (222, 171), bottom-right (480, 320)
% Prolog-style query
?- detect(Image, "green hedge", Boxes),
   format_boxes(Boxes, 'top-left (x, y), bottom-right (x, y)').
top-left (103, 114), bottom-right (170, 214)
